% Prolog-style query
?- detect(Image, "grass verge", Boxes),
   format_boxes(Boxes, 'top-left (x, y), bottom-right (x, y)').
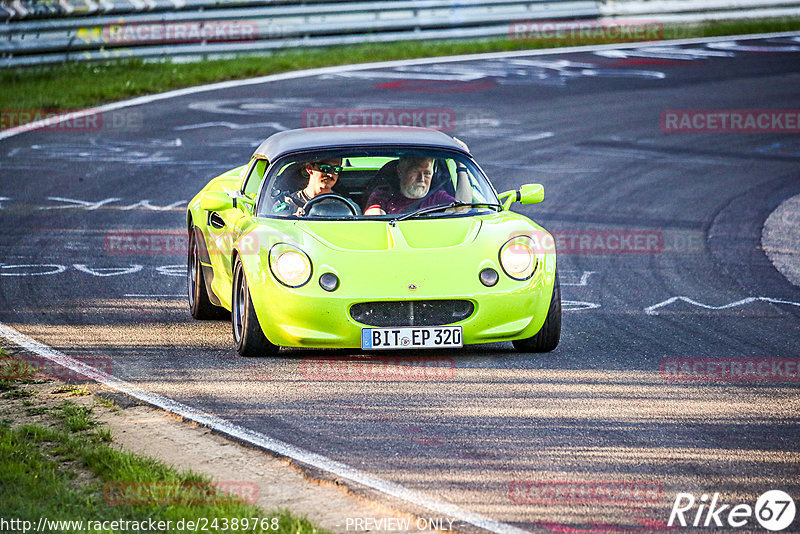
top-left (0, 16), bottom-right (799, 119)
top-left (0, 348), bottom-right (326, 534)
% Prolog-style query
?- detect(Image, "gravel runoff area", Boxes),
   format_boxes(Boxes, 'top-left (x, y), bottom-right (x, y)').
top-left (763, 193), bottom-right (800, 288)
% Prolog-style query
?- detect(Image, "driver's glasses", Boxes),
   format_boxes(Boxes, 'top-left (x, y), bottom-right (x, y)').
top-left (314, 164), bottom-right (342, 175)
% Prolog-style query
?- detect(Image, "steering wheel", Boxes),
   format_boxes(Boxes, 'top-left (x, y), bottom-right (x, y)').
top-left (301, 193), bottom-right (360, 217)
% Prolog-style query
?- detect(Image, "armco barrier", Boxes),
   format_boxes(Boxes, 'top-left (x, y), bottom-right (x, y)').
top-left (2, 0), bottom-right (601, 66)
top-left (1, 0), bottom-right (799, 67)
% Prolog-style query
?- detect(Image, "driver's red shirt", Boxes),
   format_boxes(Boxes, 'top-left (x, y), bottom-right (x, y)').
top-left (366, 189), bottom-right (454, 215)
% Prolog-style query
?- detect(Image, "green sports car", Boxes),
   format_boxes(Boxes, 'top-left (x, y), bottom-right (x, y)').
top-left (187, 127), bottom-right (560, 355)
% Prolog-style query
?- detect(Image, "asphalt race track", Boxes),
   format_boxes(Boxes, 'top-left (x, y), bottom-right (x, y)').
top-left (2, 33), bottom-right (800, 533)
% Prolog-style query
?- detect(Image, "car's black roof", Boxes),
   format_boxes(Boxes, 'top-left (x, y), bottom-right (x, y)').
top-left (252, 127), bottom-right (468, 161)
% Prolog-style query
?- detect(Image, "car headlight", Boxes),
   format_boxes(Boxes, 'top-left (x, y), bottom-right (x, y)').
top-left (269, 243), bottom-right (312, 288)
top-left (499, 235), bottom-right (537, 281)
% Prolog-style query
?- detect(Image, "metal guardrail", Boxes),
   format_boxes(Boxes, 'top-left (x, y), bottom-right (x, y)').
top-left (3, 0), bottom-right (367, 21)
top-left (2, 0), bottom-right (800, 67)
top-left (1, 0), bottom-right (602, 66)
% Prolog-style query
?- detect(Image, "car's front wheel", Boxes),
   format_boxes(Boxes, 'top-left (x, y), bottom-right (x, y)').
top-left (513, 271), bottom-right (561, 353)
top-left (232, 258), bottom-right (279, 357)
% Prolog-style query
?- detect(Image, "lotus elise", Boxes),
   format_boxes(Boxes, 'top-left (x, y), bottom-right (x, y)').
top-left (187, 127), bottom-right (560, 355)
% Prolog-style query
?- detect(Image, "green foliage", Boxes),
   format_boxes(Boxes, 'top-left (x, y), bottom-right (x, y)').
top-left (0, 402), bottom-right (325, 533)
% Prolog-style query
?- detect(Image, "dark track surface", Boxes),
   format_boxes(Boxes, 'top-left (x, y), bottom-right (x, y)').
top-left (2, 35), bottom-right (800, 533)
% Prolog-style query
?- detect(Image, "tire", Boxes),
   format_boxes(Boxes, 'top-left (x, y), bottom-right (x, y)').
top-left (188, 228), bottom-right (229, 320)
top-left (232, 258), bottom-right (279, 357)
top-left (513, 271), bottom-right (561, 353)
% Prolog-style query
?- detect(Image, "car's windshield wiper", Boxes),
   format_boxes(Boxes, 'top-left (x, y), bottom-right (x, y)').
top-left (389, 201), bottom-right (502, 226)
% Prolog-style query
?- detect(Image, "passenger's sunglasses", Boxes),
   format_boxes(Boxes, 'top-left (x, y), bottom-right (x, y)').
top-left (313, 163), bottom-right (342, 174)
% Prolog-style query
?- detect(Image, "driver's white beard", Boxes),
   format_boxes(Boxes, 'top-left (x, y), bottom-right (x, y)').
top-left (406, 184), bottom-right (428, 198)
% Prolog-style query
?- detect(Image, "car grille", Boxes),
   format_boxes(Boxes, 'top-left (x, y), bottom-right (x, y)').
top-left (350, 300), bottom-right (474, 327)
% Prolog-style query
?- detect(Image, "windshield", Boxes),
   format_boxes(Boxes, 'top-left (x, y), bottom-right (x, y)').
top-left (256, 148), bottom-right (499, 220)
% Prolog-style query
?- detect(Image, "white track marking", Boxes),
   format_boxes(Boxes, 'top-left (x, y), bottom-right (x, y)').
top-left (514, 132), bottom-right (554, 142)
top-left (73, 264), bottom-right (144, 277)
top-left (2, 31), bottom-right (799, 142)
top-left (0, 264), bottom-right (67, 276)
top-left (644, 296), bottom-right (800, 315)
top-left (0, 264), bottom-right (185, 277)
top-left (174, 121), bottom-right (289, 131)
top-left (0, 322), bottom-right (532, 534)
top-left (124, 294), bottom-right (184, 297)
top-left (155, 265), bottom-right (185, 276)
top-left (323, 70), bottom-right (485, 82)
top-left (119, 200), bottom-right (187, 211)
top-left (561, 271), bottom-right (597, 287)
top-left (594, 46), bottom-right (735, 60)
top-left (562, 300), bottom-right (601, 311)
top-left (0, 197), bottom-right (9, 209)
top-left (40, 197), bottom-right (121, 210)
top-left (707, 40), bottom-right (800, 52)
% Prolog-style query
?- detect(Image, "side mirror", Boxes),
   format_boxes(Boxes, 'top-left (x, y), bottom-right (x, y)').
top-left (200, 191), bottom-right (234, 212)
top-left (499, 184), bottom-right (544, 210)
top-left (519, 183), bottom-right (544, 205)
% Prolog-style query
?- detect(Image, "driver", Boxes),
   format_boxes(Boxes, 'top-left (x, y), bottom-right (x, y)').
top-left (275, 158), bottom-right (342, 216)
top-left (364, 137), bottom-right (471, 216)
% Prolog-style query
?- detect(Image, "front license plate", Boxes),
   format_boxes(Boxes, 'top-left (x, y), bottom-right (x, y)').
top-left (362, 326), bottom-right (463, 350)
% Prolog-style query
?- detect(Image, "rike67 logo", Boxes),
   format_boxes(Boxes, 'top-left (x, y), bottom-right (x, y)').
top-left (669, 490), bottom-right (796, 531)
